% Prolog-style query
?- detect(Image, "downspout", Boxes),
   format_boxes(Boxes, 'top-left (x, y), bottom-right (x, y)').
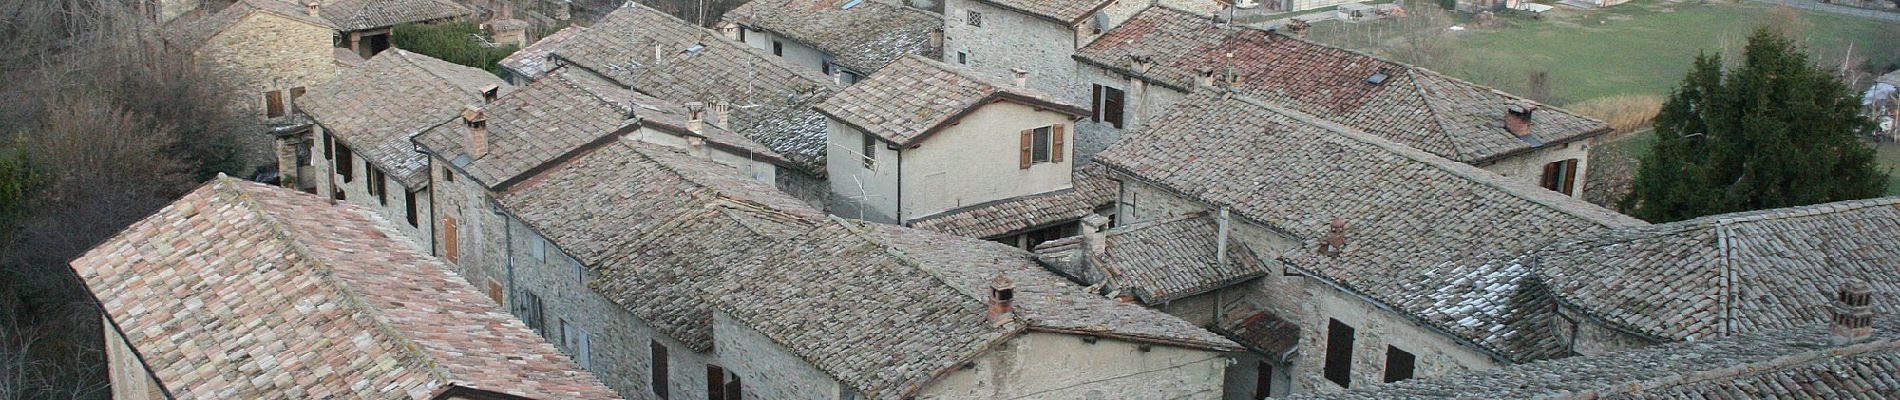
top-left (895, 147), bottom-right (904, 223)
top-left (414, 146), bottom-right (439, 257)
top-left (503, 205), bottom-right (515, 309)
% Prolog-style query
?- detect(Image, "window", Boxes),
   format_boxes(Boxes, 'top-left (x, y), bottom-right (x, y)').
top-left (957, 51), bottom-right (968, 65)
top-left (558, 319), bottom-right (592, 369)
top-left (1384, 346), bottom-right (1416, 383)
top-left (443, 217), bottom-right (459, 262)
top-left (1093, 84), bottom-right (1126, 129)
top-left (442, 166), bottom-right (454, 182)
top-left (1255, 361), bottom-right (1273, 399)
top-left (861, 132), bottom-right (878, 168)
top-left (1541, 158), bottom-right (1579, 196)
top-left (651, 340), bottom-right (671, 399)
top-left (737, 28), bottom-right (746, 42)
top-left (574, 258), bottom-right (584, 283)
top-left (322, 131), bottom-right (333, 160)
top-left (368, 165), bottom-right (387, 206)
top-left (1018, 125), bottom-right (1065, 168)
top-left (707, 365), bottom-right (742, 400)
top-left (1324, 318), bottom-right (1355, 388)
top-left (772, 40), bottom-right (783, 56)
top-left (532, 235), bottom-right (547, 261)
top-left (335, 145), bottom-right (354, 183)
top-left (289, 86), bottom-right (307, 114)
top-left (966, 10), bottom-right (982, 26)
top-left (265, 90), bottom-right (285, 118)
top-left (404, 190), bottom-right (418, 227)
top-left (516, 290), bottom-right (546, 336)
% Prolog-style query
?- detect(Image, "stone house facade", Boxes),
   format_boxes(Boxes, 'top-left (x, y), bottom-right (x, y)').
top-left (939, 0), bottom-right (1147, 106)
top-left (163, 0), bottom-right (348, 122)
top-left (721, 0), bottom-right (943, 84)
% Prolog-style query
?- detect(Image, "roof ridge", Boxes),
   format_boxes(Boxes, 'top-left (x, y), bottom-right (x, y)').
top-left (1591, 330), bottom-right (1900, 396)
top-left (1400, 72), bottom-right (1470, 161)
top-left (392, 49), bottom-right (490, 96)
top-left (549, 71), bottom-right (638, 116)
top-left (212, 177), bottom-right (459, 385)
top-left (1707, 197), bottom-right (1900, 226)
top-left (628, 2), bottom-right (838, 87)
top-left (1229, 93), bottom-right (1645, 229)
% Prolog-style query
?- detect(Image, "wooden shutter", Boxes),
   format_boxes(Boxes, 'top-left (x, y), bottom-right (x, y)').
top-left (1540, 161), bottom-right (1561, 191)
top-left (1383, 346), bottom-right (1416, 383)
top-left (1052, 125), bottom-right (1066, 163)
top-left (289, 86), bottom-right (306, 114)
top-left (1560, 159), bottom-right (1578, 196)
top-left (706, 365), bottom-right (726, 400)
top-left (725, 375), bottom-right (741, 400)
top-left (1105, 87), bottom-right (1125, 129)
top-left (404, 191), bottom-right (418, 227)
top-left (1255, 361), bottom-right (1273, 399)
top-left (1019, 129), bottom-right (1032, 169)
top-left (651, 341), bottom-right (670, 399)
top-left (443, 217), bottom-right (459, 262)
top-left (265, 90), bottom-right (285, 118)
top-left (1091, 85), bottom-right (1102, 123)
top-left (1324, 319), bottom-right (1355, 388)
top-left (486, 280), bottom-right (503, 304)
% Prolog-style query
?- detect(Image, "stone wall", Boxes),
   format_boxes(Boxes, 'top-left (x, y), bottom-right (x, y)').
top-left (735, 27), bottom-right (834, 78)
top-left (1557, 305), bottom-right (1658, 356)
top-left (775, 167), bottom-right (830, 211)
top-left (104, 318), bottom-right (165, 400)
top-left (941, 0), bottom-right (1086, 104)
top-left (427, 157), bottom-right (511, 301)
top-left (826, 119), bottom-right (902, 223)
top-left (921, 332), bottom-right (1228, 399)
top-left (712, 312), bottom-right (849, 400)
top-left (309, 126), bottom-right (434, 249)
top-left (1074, 64), bottom-right (1192, 162)
top-left (504, 218), bottom-right (718, 400)
top-left (1474, 139), bottom-right (1593, 197)
top-left (197, 12), bottom-right (343, 121)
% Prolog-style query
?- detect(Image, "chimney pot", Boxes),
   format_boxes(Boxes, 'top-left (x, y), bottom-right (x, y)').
top-left (461, 105), bottom-right (490, 158)
top-left (1319, 217), bottom-right (1347, 257)
top-left (712, 101), bottom-right (732, 128)
top-left (1010, 68), bottom-right (1029, 87)
top-left (1506, 102), bottom-right (1538, 137)
top-left (684, 101), bottom-right (705, 134)
top-left (480, 84), bottom-right (501, 103)
top-left (988, 274), bottom-right (1016, 326)
top-left (1831, 280), bottom-right (1875, 346)
top-left (305, 2), bottom-right (319, 16)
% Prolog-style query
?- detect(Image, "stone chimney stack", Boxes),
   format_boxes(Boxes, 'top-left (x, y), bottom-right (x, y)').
top-left (1080, 214), bottom-right (1110, 260)
top-left (461, 105), bottom-right (490, 158)
top-left (717, 22), bottom-right (741, 41)
top-left (480, 84), bottom-right (501, 103)
top-left (1319, 217), bottom-right (1346, 257)
top-left (712, 101), bottom-right (732, 128)
top-left (684, 101), bottom-right (706, 134)
top-left (305, 2), bottom-right (320, 17)
top-left (1010, 68), bottom-right (1029, 87)
top-left (928, 28), bottom-right (944, 51)
top-left (1831, 280), bottom-right (1874, 346)
top-left (553, 0), bottom-right (571, 21)
top-left (686, 136), bottom-right (708, 158)
top-left (1506, 102), bottom-right (1538, 137)
top-left (1216, 208), bottom-right (1231, 266)
top-left (1197, 67), bottom-right (1217, 88)
top-left (987, 274), bottom-right (1016, 327)
top-left (1129, 53), bottom-right (1151, 74)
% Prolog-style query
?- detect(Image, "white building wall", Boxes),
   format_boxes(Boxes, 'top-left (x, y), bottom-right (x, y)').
top-left (1475, 139), bottom-right (1593, 197)
top-left (899, 103), bottom-right (1077, 220)
top-left (825, 119), bottom-right (903, 223)
top-left (618, 127), bottom-right (780, 184)
top-left (921, 332), bottom-right (1228, 400)
top-left (737, 28), bottom-right (834, 78)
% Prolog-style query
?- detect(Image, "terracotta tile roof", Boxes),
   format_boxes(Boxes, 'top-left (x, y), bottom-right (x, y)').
top-left (498, 141), bottom-right (823, 351)
top-left (164, 0), bottom-right (337, 50)
top-left (1033, 212), bottom-right (1270, 305)
top-left (1214, 303), bottom-right (1301, 357)
top-left (709, 220), bottom-right (1241, 398)
top-left (906, 163), bottom-right (1116, 239)
top-left (71, 177), bottom-right (620, 399)
top-left (554, 4), bottom-right (838, 175)
top-left (722, 0), bottom-right (943, 74)
top-left (1526, 197), bottom-right (1900, 342)
top-left (1098, 90), bottom-right (1644, 362)
top-left (1290, 321), bottom-right (1900, 400)
top-left (414, 68), bottom-right (785, 190)
top-left (1075, 7), bottom-right (1610, 164)
top-left (499, 26), bottom-right (586, 81)
top-left (300, 49), bottom-right (507, 188)
top-left (971, 0), bottom-right (1111, 24)
top-left (311, 0), bottom-right (472, 31)
top-left (816, 55), bottom-right (1087, 146)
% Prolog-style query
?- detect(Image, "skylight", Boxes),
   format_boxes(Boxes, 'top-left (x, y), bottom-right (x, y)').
top-left (841, 0), bottom-right (864, 9)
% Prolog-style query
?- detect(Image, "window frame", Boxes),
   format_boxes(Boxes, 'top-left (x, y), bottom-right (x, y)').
top-left (1093, 84), bottom-right (1126, 129)
top-left (404, 190), bottom-right (418, 227)
top-left (651, 340), bottom-right (671, 399)
top-left (1383, 346), bottom-right (1416, 383)
top-left (861, 132), bottom-right (878, 169)
top-left (966, 10), bottom-right (982, 26)
top-left (1324, 318), bottom-right (1356, 388)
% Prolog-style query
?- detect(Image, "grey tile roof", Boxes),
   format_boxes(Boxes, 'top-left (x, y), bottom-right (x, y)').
top-left (164, 0), bottom-right (338, 50)
top-left (1879, 70), bottom-right (1900, 86)
top-left (708, 219), bottom-right (1241, 398)
top-left (972, 0), bottom-right (1111, 24)
top-left (300, 49), bottom-right (507, 188)
top-left (71, 177), bottom-right (620, 399)
top-left (816, 55), bottom-right (1087, 146)
top-left (554, 4), bottom-right (838, 175)
top-left (906, 162), bottom-right (1116, 239)
top-left (414, 68), bottom-right (784, 190)
top-left (312, 0), bottom-right (473, 31)
top-left (1075, 7), bottom-right (1610, 164)
top-left (499, 26), bottom-right (586, 81)
top-left (1527, 197), bottom-right (1900, 342)
top-left (1289, 321), bottom-right (1900, 400)
top-left (722, 0), bottom-right (943, 74)
top-left (1097, 90), bottom-right (1644, 362)
top-left (498, 141), bottom-right (823, 351)
top-left (1033, 212), bottom-right (1270, 305)
top-left (1214, 302), bottom-right (1301, 357)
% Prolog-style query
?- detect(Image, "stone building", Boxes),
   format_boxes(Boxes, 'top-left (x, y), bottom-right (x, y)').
top-left (70, 176), bottom-right (619, 400)
top-left (939, 0), bottom-right (1149, 106)
top-left (1513, 197), bottom-right (1900, 357)
top-left (498, 25), bottom-right (587, 84)
top-left (721, 0), bottom-right (943, 84)
top-left (1095, 90), bottom-right (1646, 395)
top-left (554, 4), bottom-right (841, 207)
top-left (162, 0), bottom-right (352, 121)
top-left (313, 0), bottom-right (475, 59)
top-left (815, 55), bottom-right (1091, 246)
top-left (1071, 6), bottom-right (1611, 195)
top-left (297, 49), bottom-right (508, 248)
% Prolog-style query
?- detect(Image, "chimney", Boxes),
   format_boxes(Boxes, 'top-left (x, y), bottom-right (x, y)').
top-left (1197, 67), bottom-right (1217, 88)
top-left (305, 2), bottom-right (319, 17)
top-left (684, 101), bottom-right (706, 134)
top-left (1080, 214), bottom-right (1111, 259)
top-left (480, 84), bottom-right (501, 103)
top-left (717, 22), bottom-right (741, 41)
top-left (1831, 280), bottom-right (1874, 346)
top-left (553, 0), bottom-right (571, 21)
top-left (461, 105), bottom-right (490, 158)
top-left (1010, 68), bottom-right (1029, 87)
top-left (987, 274), bottom-right (1016, 327)
top-left (712, 101), bottom-right (732, 128)
top-left (1506, 102), bottom-right (1538, 137)
top-left (928, 28), bottom-right (944, 51)
top-left (1318, 217), bottom-right (1346, 257)
top-left (686, 136), bottom-right (708, 158)
top-left (1129, 53), bottom-right (1151, 74)
top-left (1215, 208), bottom-right (1231, 266)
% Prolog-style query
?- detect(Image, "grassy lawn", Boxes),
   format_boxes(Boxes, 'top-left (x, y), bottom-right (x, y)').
top-left (1872, 140), bottom-right (1900, 194)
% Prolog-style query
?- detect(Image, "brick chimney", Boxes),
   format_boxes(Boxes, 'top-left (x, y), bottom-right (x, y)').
top-left (1506, 102), bottom-right (1538, 137)
top-left (1831, 280), bottom-right (1874, 346)
top-left (461, 105), bottom-right (490, 158)
top-left (684, 101), bottom-right (706, 134)
top-left (987, 274), bottom-right (1016, 327)
top-left (1318, 217), bottom-right (1346, 257)
top-left (1010, 68), bottom-right (1029, 87)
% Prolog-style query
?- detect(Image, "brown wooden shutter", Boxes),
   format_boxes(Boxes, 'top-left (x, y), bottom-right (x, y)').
top-left (1091, 85), bottom-right (1102, 123)
top-left (1540, 161), bottom-right (1560, 191)
top-left (1560, 159), bottom-right (1578, 196)
top-left (265, 90), bottom-right (285, 118)
top-left (443, 217), bottom-right (459, 262)
top-left (706, 366), bottom-right (726, 400)
top-left (1052, 124), bottom-right (1066, 163)
top-left (726, 375), bottom-right (741, 400)
top-left (289, 87), bottom-right (307, 114)
top-left (1019, 129), bottom-right (1032, 169)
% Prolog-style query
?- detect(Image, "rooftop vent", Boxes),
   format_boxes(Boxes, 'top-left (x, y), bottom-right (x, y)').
top-left (1319, 217), bottom-right (1347, 257)
top-left (681, 43), bottom-right (705, 55)
top-left (480, 84), bottom-right (501, 103)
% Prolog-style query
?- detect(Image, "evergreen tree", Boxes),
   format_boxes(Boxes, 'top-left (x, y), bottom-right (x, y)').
top-left (1621, 27), bottom-right (1885, 222)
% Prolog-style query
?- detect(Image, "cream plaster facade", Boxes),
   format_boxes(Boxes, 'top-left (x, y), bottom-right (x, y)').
top-left (825, 100), bottom-right (1079, 224)
top-left (1473, 139), bottom-right (1593, 198)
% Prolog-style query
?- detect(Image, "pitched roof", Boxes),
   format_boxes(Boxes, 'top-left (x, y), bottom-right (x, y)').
top-left (1214, 302), bottom-right (1301, 357)
top-left (905, 162), bottom-right (1116, 239)
top-left (971, 0), bottom-right (1112, 24)
top-left (1878, 69), bottom-right (1900, 86)
top-left (1075, 7), bottom-right (1610, 164)
top-left (301, 49), bottom-right (507, 188)
top-left (1290, 321), bottom-right (1900, 400)
top-left (1097, 90), bottom-right (1644, 362)
top-left (498, 141), bottom-right (822, 351)
top-left (164, 0), bottom-right (337, 50)
top-left (70, 177), bottom-right (620, 400)
top-left (816, 55), bottom-right (1086, 146)
top-left (499, 26), bottom-right (586, 81)
top-left (1527, 197), bottom-right (1900, 342)
top-left (554, 4), bottom-right (839, 175)
top-left (709, 220), bottom-right (1241, 398)
top-left (313, 0), bottom-right (472, 31)
top-left (722, 0), bottom-right (944, 74)
top-left (413, 68), bottom-right (785, 190)
top-left (1034, 212), bottom-right (1271, 305)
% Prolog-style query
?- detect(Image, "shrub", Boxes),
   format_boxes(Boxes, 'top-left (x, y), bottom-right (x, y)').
top-left (391, 22), bottom-right (519, 75)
